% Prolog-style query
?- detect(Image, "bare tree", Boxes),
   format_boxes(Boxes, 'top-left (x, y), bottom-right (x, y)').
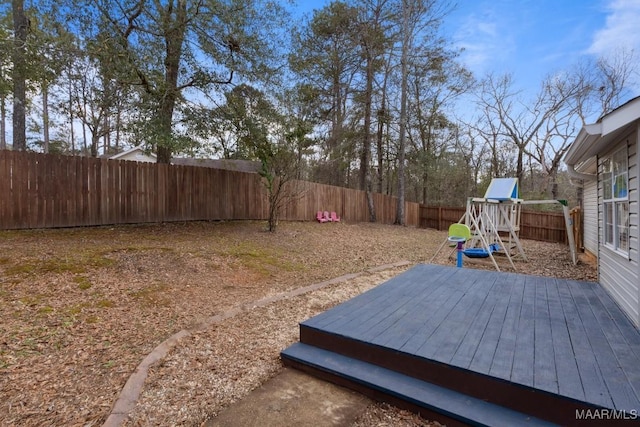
top-left (258, 145), bottom-right (304, 232)
top-left (595, 48), bottom-right (637, 115)
top-left (463, 109), bottom-right (513, 180)
top-left (524, 73), bottom-right (590, 197)
top-left (69, 59), bottom-right (113, 157)
top-left (474, 49), bottom-right (638, 200)
top-left (455, 124), bottom-right (489, 197)
top-left (476, 73), bottom-right (585, 195)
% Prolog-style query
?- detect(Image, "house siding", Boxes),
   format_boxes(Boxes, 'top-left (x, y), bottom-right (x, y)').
top-left (598, 128), bottom-right (640, 326)
top-left (583, 180), bottom-right (598, 257)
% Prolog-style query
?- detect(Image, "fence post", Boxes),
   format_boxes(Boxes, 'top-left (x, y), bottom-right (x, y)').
top-left (570, 207), bottom-right (582, 252)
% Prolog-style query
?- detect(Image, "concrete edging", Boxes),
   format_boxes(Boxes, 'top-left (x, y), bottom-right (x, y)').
top-left (102, 260), bottom-right (412, 426)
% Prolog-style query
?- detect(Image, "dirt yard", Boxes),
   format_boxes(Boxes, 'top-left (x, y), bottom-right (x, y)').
top-left (0, 220), bottom-right (596, 426)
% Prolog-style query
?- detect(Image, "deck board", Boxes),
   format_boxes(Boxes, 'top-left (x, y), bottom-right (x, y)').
top-left (348, 268), bottom-right (451, 340)
top-left (556, 279), bottom-right (613, 408)
top-left (468, 274), bottom-right (512, 374)
top-left (511, 273), bottom-right (536, 387)
top-left (591, 285), bottom-right (640, 399)
top-left (414, 272), bottom-right (498, 361)
top-left (587, 285), bottom-right (640, 396)
top-left (488, 273), bottom-right (525, 380)
top-left (298, 264), bottom-right (640, 414)
top-left (568, 279), bottom-right (640, 410)
top-left (398, 273), bottom-right (474, 354)
top-left (308, 276), bottom-right (405, 329)
top-left (448, 278), bottom-right (498, 369)
top-left (546, 279), bottom-right (584, 401)
top-left (593, 284), bottom-right (640, 360)
top-left (355, 268), bottom-right (453, 340)
top-left (533, 275), bottom-right (558, 394)
top-left (375, 269), bottom-right (458, 349)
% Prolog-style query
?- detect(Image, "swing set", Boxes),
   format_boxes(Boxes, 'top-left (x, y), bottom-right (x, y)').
top-left (430, 178), bottom-right (577, 272)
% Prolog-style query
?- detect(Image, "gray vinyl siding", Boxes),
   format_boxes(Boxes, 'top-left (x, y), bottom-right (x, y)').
top-left (583, 180), bottom-right (598, 257)
top-left (598, 128), bottom-right (640, 326)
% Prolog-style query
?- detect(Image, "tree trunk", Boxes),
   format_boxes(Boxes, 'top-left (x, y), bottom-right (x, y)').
top-left (328, 72), bottom-right (344, 186)
top-left (12, 0), bottom-right (28, 151)
top-left (115, 109), bottom-right (121, 152)
top-left (156, 77), bottom-right (176, 163)
top-left (267, 184), bottom-right (279, 232)
top-left (547, 169), bottom-right (558, 199)
top-left (491, 140), bottom-right (499, 178)
top-left (364, 54), bottom-right (376, 221)
top-left (42, 85), bottom-right (50, 153)
top-left (365, 180), bottom-right (376, 222)
top-left (91, 133), bottom-right (99, 157)
top-left (103, 115), bottom-right (109, 154)
top-left (360, 57), bottom-right (372, 192)
top-left (395, 0), bottom-right (410, 226)
top-left (155, 0), bottom-right (187, 164)
top-left (516, 146), bottom-right (524, 184)
top-left (1, 96), bottom-right (6, 149)
top-left (68, 77), bottom-right (75, 153)
top-left (81, 121), bottom-right (88, 155)
top-left (422, 170), bottom-right (428, 204)
top-left (376, 100), bottom-right (386, 193)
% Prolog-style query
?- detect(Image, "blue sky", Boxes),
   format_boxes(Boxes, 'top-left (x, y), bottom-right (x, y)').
top-left (293, 0), bottom-right (640, 96)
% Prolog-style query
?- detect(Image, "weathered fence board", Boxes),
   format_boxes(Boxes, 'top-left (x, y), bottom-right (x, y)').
top-left (418, 204), bottom-right (579, 244)
top-left (419, 205), bottom-right (466, 230)
top-left (520, 210), bottom-right (569, 243)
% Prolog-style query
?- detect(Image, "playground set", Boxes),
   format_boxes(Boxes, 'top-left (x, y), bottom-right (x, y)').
top-left (430, 178), bottom-right (577, 271)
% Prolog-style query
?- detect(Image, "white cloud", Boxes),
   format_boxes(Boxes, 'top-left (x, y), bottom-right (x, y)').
top-left (476, 21), bottom-right (498, 39)
top-left (453, 11), bottom-right (515, 74)
top-left (588, 0), bottom-right (640, 56)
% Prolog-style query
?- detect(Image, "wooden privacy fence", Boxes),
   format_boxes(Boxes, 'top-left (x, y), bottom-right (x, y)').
top-left (0, 150), bottom-right (419, 230)
top-left (0, 150), bottom-right (574, 243)
top-left (419, 204), bottom-right (581, 245)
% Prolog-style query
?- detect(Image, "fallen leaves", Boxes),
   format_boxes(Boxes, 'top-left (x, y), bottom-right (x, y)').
top-left (0, 221), bottom-right (596, 426)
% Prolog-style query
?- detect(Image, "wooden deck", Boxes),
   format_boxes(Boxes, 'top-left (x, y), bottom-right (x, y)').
top-left (281, 264), bottom-right (640, 426)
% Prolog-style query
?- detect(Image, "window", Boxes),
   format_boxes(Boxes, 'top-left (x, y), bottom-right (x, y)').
top-left (603, 144), bottom-right (629, 253)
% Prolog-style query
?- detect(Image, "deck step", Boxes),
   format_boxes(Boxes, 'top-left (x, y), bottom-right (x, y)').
top-left (298, 323), bottom-right (596, 425)
top-left (281, 342), bottom-right (557, 427)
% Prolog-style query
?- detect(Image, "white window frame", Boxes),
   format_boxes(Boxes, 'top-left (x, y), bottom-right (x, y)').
top-left (602, 144), bottom-right (630, 255)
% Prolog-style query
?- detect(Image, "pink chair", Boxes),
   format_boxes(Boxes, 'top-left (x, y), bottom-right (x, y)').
top-left (316, 211), bottom-right (328, 223)
top-left (330, 211), bottom-right (341, 222)
top-left (323, 211), bottom-right (331, 222)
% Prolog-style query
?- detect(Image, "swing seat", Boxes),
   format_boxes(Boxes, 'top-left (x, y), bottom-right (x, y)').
top-left (463, 244), bottom-right (500, 258)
